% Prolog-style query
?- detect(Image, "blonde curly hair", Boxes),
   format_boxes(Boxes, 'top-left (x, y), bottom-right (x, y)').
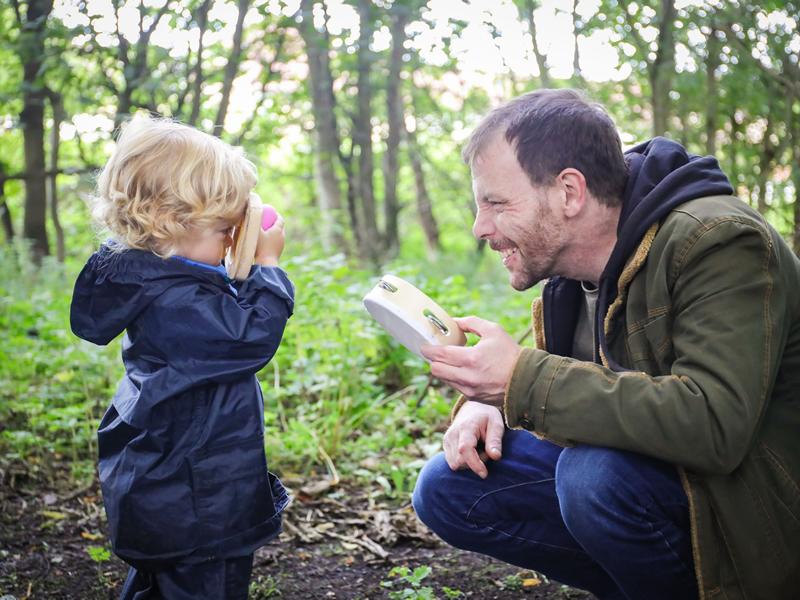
top-left (93, 116), bottom-right (256, 258)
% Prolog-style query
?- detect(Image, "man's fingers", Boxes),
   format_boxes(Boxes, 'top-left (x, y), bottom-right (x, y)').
top-left (453, 315), bottom-right (498, 337)
top-left (420, 343), bottom-right (474, 366)
top-left (484, 414), bottom-right (505, 460)
top-left (428, 360), bottom-right (470, 388)
top-left (462, 444), bottom-right (488, 478)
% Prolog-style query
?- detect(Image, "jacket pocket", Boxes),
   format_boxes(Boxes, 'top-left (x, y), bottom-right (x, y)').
top-left (188, 434), bottom-right (276, 533)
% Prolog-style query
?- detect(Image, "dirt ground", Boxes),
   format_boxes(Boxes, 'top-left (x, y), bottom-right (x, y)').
top-left (0, 467), bottom-right (595, 600)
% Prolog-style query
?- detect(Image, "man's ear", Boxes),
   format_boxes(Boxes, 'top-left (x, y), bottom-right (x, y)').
top-left (558, 168), bottom-right (587, 218)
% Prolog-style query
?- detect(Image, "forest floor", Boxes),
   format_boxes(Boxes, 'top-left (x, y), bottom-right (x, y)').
top-left (0, 460), bottom-right (595, 600)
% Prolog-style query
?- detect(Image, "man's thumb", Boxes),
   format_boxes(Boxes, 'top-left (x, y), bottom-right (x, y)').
top-left (485, 418), bottom-right (504, 460)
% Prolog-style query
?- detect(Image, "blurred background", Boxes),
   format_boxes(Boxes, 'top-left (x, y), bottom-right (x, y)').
top-left (0, 1), bottom-right (798, 594)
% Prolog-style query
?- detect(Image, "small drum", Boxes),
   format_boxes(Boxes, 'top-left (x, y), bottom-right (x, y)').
top-left (225, 197), bottom-right (278, 281)
top-left (363, 274), bottom-right (467, 359)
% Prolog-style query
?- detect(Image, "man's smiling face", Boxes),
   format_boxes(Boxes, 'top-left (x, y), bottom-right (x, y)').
top-left (471, 134), bottom-right (568, 291)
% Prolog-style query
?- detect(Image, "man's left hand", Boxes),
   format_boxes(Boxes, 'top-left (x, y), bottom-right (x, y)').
top-left (421, 316), bottom-right (522, 407)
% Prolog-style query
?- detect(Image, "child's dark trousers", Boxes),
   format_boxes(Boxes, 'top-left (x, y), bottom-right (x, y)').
top-left (119, 554), bottom-right (253, 600)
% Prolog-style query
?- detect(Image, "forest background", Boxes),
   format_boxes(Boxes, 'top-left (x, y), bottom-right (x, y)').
top-left (1, 0), bottom-right (799, 598)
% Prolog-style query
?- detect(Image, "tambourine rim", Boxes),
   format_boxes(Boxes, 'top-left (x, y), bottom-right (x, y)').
top-left (225, 200), bottom-right (263, 280)
top-left (362, 274), bottom-right (467, 353)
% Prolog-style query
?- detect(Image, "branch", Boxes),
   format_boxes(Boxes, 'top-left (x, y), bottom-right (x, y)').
top-left (616, 0), bottom-right (650, 62)
top-left (1, 166), bottom-right (100, 184)
top-left (719, 21), bottom-right (800, 95)
top-left (234, 28), bottom-right (287, 143)
top-left (11, 0), bottom-right (22, 24)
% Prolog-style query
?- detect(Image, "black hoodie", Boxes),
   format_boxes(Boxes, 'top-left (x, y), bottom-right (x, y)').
top-left (541, 137), bottom-right (734, 371)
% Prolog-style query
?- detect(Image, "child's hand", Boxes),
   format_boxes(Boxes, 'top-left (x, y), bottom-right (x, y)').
top-left (255, 215), bottom-right (285, 266)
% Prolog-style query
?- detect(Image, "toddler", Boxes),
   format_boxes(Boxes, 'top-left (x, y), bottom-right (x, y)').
top-left (70, 116), bottom-right (294, 599)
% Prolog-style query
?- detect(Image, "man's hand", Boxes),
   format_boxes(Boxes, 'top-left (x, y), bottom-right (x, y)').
top-left (421, 316), bottom-right (521, 407)
top-left (443, 400), bottom-right (505, 479)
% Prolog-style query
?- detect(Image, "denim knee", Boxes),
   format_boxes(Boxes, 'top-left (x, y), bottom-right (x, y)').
top-left (412, 453), bottom-right (454, 532)
top-left (555, 446), bottom-right (628, 541)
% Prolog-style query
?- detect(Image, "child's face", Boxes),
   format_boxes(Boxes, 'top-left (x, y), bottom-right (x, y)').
top-left (176, 223), bottom-right (234, 265)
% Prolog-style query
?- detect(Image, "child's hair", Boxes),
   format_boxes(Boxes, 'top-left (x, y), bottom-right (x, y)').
top-left (93, 116), bottom-right (256, 258)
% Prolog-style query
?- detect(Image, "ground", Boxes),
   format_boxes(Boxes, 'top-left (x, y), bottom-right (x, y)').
top-left (0, 464), bottom-right (595, 600)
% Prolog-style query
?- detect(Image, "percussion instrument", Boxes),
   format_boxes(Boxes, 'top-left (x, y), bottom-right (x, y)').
top-left (363, 274), bottom-right (466, 359)
top-left (225, 198), bottom-right (278, 280)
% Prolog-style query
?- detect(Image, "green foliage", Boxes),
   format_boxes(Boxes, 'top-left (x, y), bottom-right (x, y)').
top-left (381, 565), bottom-right (436, 600)
top-left (499, 574), bottom-right (523, 591)
top-left (0, 243), bottom-right (119, 481)
top-left (86, 545), bottom-right (111, 563)
top-left (249, 574), bottom-right (282, 598)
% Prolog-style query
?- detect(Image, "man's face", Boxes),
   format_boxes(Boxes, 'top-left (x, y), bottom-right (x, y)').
top-left (471, 135), bottom-right (567, 291)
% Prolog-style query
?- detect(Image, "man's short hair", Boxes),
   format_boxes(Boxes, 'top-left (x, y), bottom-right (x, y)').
top-left (462, 89), bottom-right (627, 206)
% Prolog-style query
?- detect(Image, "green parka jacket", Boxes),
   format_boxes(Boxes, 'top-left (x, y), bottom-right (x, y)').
top-left (504, 194), bottom-right (800, 599)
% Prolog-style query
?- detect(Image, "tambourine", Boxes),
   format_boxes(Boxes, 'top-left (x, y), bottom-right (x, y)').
top-left (225, 197), bottom-right (278, 280)
top-left (362, 274), bottom-right (467, 359)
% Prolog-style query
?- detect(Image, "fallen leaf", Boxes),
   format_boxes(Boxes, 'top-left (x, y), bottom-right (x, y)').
top-left (81, 531), bottom-right (104, 541)
top-left (40, 510), bottom-right (67, 520)
top-left (522, 577), bottom-right (541, 587)
top-left (300, 479), bottom-right (336, 497)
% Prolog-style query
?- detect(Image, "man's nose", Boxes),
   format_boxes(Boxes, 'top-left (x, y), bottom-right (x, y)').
top-left (472, 207), bottom-right (493, 240)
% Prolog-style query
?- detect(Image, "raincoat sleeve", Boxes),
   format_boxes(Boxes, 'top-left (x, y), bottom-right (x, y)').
top-left (138, 265), bottom-right (294, 383)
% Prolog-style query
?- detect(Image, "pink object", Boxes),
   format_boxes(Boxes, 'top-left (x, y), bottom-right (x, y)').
top-left (261, 204), bottom-right (278, 230)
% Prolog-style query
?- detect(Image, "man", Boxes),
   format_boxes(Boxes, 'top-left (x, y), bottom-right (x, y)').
top-left (412, 89), bottom-right (800, 600)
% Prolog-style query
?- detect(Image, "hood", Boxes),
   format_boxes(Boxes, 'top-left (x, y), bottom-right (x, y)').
top-left (70, 244), bottom-right (229, 345)
top-left (594, 136), bottom-right (735, 370)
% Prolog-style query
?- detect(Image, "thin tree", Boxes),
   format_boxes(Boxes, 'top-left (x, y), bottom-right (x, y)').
top-left (213, 0), bottom-right (250, 136)
top-left (298, 0), bottom-right (347, 252)
top-left (15, 0), bottom-right (55, 260)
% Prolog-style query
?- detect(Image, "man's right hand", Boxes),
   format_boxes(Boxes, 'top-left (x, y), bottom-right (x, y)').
top-left (443, 400), bottom-right (505, 479)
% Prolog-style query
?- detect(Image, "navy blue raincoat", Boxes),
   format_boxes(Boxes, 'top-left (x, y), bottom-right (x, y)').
top-left (70, 245), bottom-right (294, 570)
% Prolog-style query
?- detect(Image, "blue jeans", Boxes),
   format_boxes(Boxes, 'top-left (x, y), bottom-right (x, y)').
top-left (412, 430), bottom-right (698, 600)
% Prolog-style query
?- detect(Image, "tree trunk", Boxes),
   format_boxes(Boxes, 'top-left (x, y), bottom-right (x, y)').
top-left (47, 91), bottom-right (66, 262)
top-left (570, 0), bottom-right (584, 85)
top-left (728, 112), bottom-right (741, 197)
top-left (0, 177), bottom-right (14, 242)
top-left (298, 0), bottom-right (347, 253)
top-left (113, 0), bottom-right (171, 127)
top-left (704, 28), bottom-right (720, 155)
top-left (523, 0), bottom-right (551, 88)
top-left (20, 0), bottom-right (54, 261)
top-left (213, 0), bottom-right (250, 136)
top-left (649, 0), bottom-right (676, 137)
top-left (354, 0), bottom-right (380, 264)
top-left (790, 99), bottom-right (800, 256)
top-left (188, 0), bottom-right (212, 126)
top-left (404, 123), bottom-right (440, 253)
top-left (234, 28), bottom-right (286, 144)
top-left (793, 162), bottom-right (800, 256)
top-left (383, 6), bottom-right (407, 259)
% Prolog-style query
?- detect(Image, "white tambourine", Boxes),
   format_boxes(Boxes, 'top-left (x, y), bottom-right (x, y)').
top-left (363, 274), bottom-right (467, 359)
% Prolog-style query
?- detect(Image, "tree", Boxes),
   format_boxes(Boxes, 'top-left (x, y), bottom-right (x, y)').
top-left (298, 0), bottom-right (348, 253)
top-left (16, 0), bottom-right (55, 260)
